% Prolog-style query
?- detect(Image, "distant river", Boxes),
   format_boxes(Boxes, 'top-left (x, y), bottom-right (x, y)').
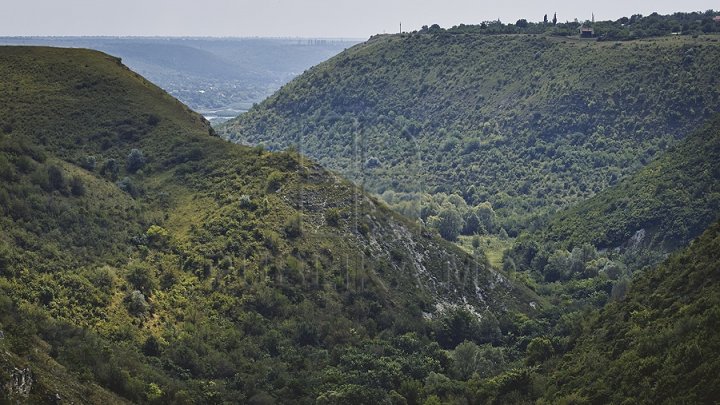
top-left (200, 109), bottom-right (247, 125)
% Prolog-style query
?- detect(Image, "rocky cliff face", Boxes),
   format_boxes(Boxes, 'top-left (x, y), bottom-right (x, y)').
top-left (5, 367), bottom-right (33, 398)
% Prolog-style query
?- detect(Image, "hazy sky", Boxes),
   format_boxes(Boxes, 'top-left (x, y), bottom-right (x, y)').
top-left (2, 0), bottom-right (717, 38)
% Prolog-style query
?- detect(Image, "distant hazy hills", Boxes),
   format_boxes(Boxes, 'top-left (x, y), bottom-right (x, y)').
top-left (0, 37), bottom-right (359, 122)
top-left (219, 32), bottom-right (720, 234)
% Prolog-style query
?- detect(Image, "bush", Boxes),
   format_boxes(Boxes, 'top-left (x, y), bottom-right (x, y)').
top-left (126, 149), bottom-right (146, 173)
top-left (14, 155), bottom-right (35, 174)
top-left (266, 170), bottom-right (285, 192)
top-left (365, 157), bottom-right (380, 168)
top-left (471, 235), bottom-right (481, 249)
top-left (0, 242), bottom-right (11, 275)
top-left (142, 335), bottom-right (162, 357)
top-left (47, 165), bottom-right (65, 191)
top-left (80, 155), bottom-right (97, 171)
top-left (146, 114), bottom-right (160, 126)
top-left (70, 176), bottom-right (86, 196)
top-left (284, 213), bottom-right (303, 238)
top-left (326, 208), bottom-right (341, 226)
top-left (125, 262), bottom-right (158, 295)
top-left (101, 158), bottom-right (119, 180)
top-left (525, 336), bottom-right (554, 365)
top-left (126, 290), bottom-right (150, 316)
top-left (238, 194), bottom-right (256, 210)
top-left (0, 155), bottom-right (15, 181)
top-left (116, 176), bottom-right (139, 197)
top-left (146, 225), bottom-right (170, 248)
top-left (433, 307), bottom-right (482, 349)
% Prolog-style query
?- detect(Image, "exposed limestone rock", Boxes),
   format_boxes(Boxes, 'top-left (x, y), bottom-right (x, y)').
top-left (4, 367), bottom-right (33, 398)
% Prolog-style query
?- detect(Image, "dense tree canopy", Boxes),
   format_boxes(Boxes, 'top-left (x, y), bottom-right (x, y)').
top-left (220, 28), bottom-right (720, 236)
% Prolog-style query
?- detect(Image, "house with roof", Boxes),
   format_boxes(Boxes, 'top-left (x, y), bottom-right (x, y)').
top-left (580, 26), bottom-right (594, 38)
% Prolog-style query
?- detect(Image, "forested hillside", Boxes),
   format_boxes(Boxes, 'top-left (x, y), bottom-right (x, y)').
top-left (219, 31), bottom-right (720, 236)
top-left (503, 113), bottom-right (720, 284)
top-left (535, 114), bottom-right (720, 251)
top-left (541, 221), bottom-right (720, 403)
top-left (214, 26), bottom-right (720, 403)
top-left (444, 221), bottom-right (720, 404)
top-left (0, 47), bottom-right (537, 403)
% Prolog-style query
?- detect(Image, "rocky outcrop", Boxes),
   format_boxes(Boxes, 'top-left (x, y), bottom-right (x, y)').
top-left (4, 367), bottom-right (33, 399)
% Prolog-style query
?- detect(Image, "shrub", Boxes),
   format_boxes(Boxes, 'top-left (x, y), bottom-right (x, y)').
top-left (142, 335), bottom-right (162, 357)
top-left (30, 167), bottom-right (49, 189)
top-left (266, 170), bottom-right (285, 192)
top-left (80, 155), bottom-right (97, 171)
top-left (0, 242), bottom-right (11, 275)
top-left (70, 176), bottom-right (86, 196)
top-left (183, 254), bottom-right (212, 279)
top-left (14, 155), bottom-right (35, 174)
top-left (126, 149), bottom-right (146, 173)
top-left (364, 157), bottom-right (380, 168)
top-left (47, 165), bottom-right (65, 191)
top-left (525, 336), bottom-right (554, 365)
top-left (326, 208), bottom-right (341, 226)
top-left (238, 194), bottom-right (256, 210)
top-left (101, 158), bottom-right (119, 180)
top-left (472, 235), bottom-right (481, 249)
top-left (126, 290), bottom-right (150, 316)
top-left (432, 307), bottom-right (482, 348)
top-left (86, 266), bottom-right (115, 294)
top-left (125, 262), bottom-right (158, 295)
top-left (0, 155), bottom-right (16, 181)
top-left (284, 213), bottom-right (303, 238)
top-left (146, 225), bottom-right (170, 248)
top-left (116, 176), bottom-right (139, 197)
top-left (146, 114), bottom-right (160, 126)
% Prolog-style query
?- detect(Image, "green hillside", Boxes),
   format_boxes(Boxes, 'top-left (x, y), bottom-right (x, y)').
top-left (506, 114), bottom-right (720, 283)
top-left (0, 47), bottom-right (538, 403)
top-left (219, 31), bottom-right (720, 236)
top-left (541, 221), bottom-right (720, 403)
top-left (537, 114), bottom-right (720, 251)
top-left (457, 221), bottom-right (720, 404)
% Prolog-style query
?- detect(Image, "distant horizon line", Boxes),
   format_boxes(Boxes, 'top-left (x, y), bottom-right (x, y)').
top-left (1, 8), bottom-right (716, 40)
top-left (0, 35), bottom-right (366, 41)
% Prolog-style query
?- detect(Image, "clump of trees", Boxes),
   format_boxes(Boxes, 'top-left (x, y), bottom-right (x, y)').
top-left (440, 10), bottom-right (720, 39)
top-left (381, 191), bottom-right (502, 241)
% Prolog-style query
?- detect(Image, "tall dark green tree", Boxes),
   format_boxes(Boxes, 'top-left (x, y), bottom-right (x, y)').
top-left (437, 208), bottom-right (463, 241)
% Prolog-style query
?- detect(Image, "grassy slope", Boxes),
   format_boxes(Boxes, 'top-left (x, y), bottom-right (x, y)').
top-left (0, 46), bottom-right (538, 403)
top-left (219, 33), bottom-right (720, 232)
top-left (542, 221), bottom-right (720, 403)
